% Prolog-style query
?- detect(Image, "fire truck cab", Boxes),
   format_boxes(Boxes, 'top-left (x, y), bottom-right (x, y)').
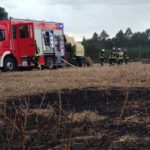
top-left (0, 18), bottom-right (65, 71)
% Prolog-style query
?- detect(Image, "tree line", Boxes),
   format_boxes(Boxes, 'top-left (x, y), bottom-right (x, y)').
top-left (0, 7), bottom-right (8, 20)
top-left (82, 28), bottom-right (150, 62)
top-left (0, 6), bottom-right (150, 62)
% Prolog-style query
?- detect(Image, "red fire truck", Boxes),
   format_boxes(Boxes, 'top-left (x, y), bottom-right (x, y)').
top-left (0, 18), bottom-right (65, 71)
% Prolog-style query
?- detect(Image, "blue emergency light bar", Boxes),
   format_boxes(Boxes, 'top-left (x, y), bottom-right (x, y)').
top-left (59, 23), bottom-right (64, 29)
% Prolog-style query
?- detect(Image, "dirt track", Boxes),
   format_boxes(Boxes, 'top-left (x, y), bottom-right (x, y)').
top-left (0, 63), bottom-right (150, 101)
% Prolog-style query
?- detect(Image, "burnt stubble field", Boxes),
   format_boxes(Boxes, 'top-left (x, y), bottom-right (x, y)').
top-left (0, 63), bottom-right (150, 150)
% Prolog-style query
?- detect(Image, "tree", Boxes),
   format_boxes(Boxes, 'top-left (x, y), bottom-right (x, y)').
top-left (105, 38), bottom-right (113, 49)
top-left (116, 30), bottom-right (124, 39)
top-left (99, 30), bottom-right (109, 41)
top-left (145, 29), bottom-right (150, 47)
top-left (125, 28), bottom-right (133, 39)
top-left (0, 7), bottom-right (8, 20)
top-left (98, 30), bottom-right (109, 49)
top-left (124, 28), bottom-right (133, 47)
top-left (83, 28), bottom-right (150, 62)
top-left (82, 36), bottom-right (86, 43)
top-left (130, 32), bottom-right (148, 47)
top-left (145, 29), bottom-right (150, 39)
top-left (92, 32), bottom-right (99, 42)
top-left (114, 30), bottom-right (125, 47)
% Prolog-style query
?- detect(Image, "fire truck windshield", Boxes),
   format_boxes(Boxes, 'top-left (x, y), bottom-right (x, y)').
top-left (0, 29), bottom-right (5, 41)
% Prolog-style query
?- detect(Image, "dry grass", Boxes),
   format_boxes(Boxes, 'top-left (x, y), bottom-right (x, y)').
top-left (0, 62), bottom-right (150, 101)
top-left (68, 111), bottom-right (106, 122)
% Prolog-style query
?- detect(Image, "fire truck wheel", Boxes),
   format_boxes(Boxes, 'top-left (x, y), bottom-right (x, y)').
top-left (3, 57), bottom-right (17, 72)
top-left (47, 58), bottom-right (54, 70)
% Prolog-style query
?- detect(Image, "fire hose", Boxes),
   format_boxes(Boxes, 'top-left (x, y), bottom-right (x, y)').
top-left (61, 58), bottom-right (78, 68)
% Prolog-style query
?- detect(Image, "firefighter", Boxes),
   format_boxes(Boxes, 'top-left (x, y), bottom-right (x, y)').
top-left (109, 48), bottom-right (116, 65)
top-left (118, 48), bottom-right (124, 65)
top-left (116, 48), bottom-right (123, 65)
top-left (109, 49), bottom-right (112, 65)
top-left (124, 49), bottom-right (129, 64)
top-left (34, 40), bottom-right (41, 69)
top-left (100, 49), bottom-right (105, 66)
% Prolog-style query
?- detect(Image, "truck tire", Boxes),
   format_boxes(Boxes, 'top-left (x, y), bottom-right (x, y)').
top-left (46, 57), bottom-right (54, 70)
top-left (3, 57), bottom-right (18, 72)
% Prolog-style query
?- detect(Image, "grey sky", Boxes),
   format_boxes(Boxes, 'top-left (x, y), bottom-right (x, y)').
top-left (1, 0), bottom-right (150, 41)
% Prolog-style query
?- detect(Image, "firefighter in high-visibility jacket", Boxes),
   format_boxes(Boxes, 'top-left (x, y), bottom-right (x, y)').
top-left (118, 51), bottom-right (124, 64)
top-left (100, 49), bottom-right (105, 66)
top-left (109, 48), bottom-right (116, 65)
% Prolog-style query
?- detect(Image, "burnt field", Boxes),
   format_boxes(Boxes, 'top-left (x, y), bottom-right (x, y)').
top-left (0, 63), bottom-right (150, 149)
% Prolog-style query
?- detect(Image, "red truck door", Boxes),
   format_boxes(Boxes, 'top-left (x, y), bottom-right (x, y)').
top-left (17, 23), bottom-right (36, 57)
top-left (0, 24), bottom-right (10, 55)
top-left (12, 25), bottom-right (19, 62)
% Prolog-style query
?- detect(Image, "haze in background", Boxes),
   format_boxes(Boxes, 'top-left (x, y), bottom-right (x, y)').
top-left (1, 0), bottom-right (150, 41)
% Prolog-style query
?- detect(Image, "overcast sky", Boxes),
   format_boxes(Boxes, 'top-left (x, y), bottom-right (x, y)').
top-left (1, 0), bottom-right (150, 41)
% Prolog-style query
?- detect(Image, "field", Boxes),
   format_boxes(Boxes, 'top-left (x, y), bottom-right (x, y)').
top-left (0, 63), bottom-right (150, 149)
top-left (0, 62), bottom-right (149, 101)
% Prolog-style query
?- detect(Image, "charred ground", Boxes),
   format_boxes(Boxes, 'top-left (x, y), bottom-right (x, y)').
top-left (0, 63), bottom-right (150, 149)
